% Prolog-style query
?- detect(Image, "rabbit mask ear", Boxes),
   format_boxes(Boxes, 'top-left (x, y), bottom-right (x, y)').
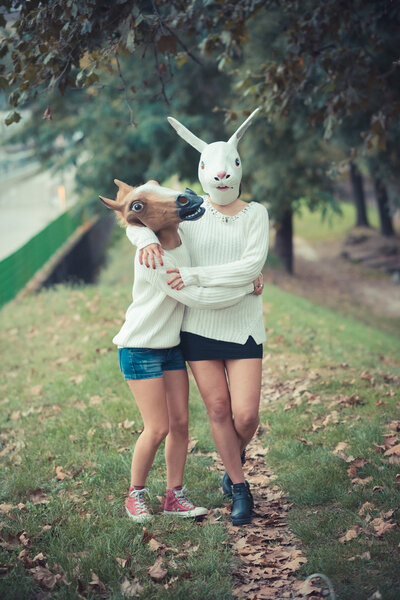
top-left (227, 107), bottom-right (261, 148)
top-left (167, 117), bottom-right (207, 153)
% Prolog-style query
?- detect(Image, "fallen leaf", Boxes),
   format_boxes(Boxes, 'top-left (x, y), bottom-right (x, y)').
top-left (55, 466), bottom-right (71, 480)
top-left (148, 538), bottom-right (164, 552)
top-left (29, 566), bottom-right (65, 589)
top-left (148, 557), bottom-right (167, 582)
top-left (187, 437), bottom-right (198, 452)
top-left (282, 555), bottom-right (307, 571)
top-left (339, 526), bottom-right (360, 543)
top-left (348, 551), bottom-right (371, 561)
top-left (17, 549), bottom-right (29, 561)
top-left (333, 441), bottom-right (349, 455)
top-left (119, 419), bottom-right (135, 430)
top-left (29, 489), bottom-right (49, 504)
top-left (116, 557), bottom-right (128, 568)
top-left (120, 576), bottom-right (143, 597)
top-left (30, 385), bottom-right (43, 396)
top-left (88, 570), bottom-right (107, 592)
top-left (359, 502), bottom-right (374, 516)
top-left (384, 443), bottom-right (400, 457)
top-left (382, 435), bottom-right (398, 449)
top-left (370, 517), bottom-right (396, 536)
top-left (89, 395), bottom-right (102, 406)
top-left (296, 437), bottom-right (313, 446)
top-left (347, 457), bottom-right (370, 479)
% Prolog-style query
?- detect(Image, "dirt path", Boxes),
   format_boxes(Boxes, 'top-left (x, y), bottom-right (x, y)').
top-left (265, 236), bottom-right (400, 332)
top-left (207, 435), bottom-right (326, 600)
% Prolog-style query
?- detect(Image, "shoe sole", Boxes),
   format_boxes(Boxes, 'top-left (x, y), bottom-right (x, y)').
top-left (163, 508), bottom-right (208, 518)
top-left (231, 516), bottom-right (252, 525)
top-left (125, 506), bottom-right (153, 522)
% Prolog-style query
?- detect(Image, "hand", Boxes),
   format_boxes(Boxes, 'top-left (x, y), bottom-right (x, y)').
top-left (166, 268), bottom-right (185, 290)
top-left (253, 273), bottom-right (264, 296)
top-left (138, 243), bottom-right (164, 269)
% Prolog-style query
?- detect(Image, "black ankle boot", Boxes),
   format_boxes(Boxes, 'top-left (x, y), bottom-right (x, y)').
top-left (222, 471), bottom-right (233, 497)
top-left (231, 482), bottom-right (253, 525)
top-left (221, 450), bottom-right (247, 498)
top-left (245, 480), bottom-right (254, 510)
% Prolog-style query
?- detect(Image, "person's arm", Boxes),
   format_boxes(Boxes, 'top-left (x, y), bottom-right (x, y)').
top-left (142, 259), bottom-right (254, 310)
top-left (175, 204), bottom-right (269, 288)
top-left (126, 226), bottom-right (164, 268)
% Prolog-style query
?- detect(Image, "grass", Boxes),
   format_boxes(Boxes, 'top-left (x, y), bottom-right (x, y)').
top-left (294, 200), bottom-right (380, 243)
top-left (1, 229), bottom-right (400, 599)
top-left (260, 287), bottom-right (400, 599)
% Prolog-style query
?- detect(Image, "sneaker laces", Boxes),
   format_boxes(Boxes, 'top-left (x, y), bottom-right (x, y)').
top-left (128, 487), bottom-right (150, 514)
top-left (174, 486), bottom-right (194, 509)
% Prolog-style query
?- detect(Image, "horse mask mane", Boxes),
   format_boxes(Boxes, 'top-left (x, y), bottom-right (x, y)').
top-left (167, 108), bottom-right (261, 206)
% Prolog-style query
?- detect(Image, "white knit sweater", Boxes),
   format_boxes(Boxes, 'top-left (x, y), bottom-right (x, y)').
top-left (114, 229), bottom-right (253, 349)
top-left (126, 198), bottom-right (269, 344)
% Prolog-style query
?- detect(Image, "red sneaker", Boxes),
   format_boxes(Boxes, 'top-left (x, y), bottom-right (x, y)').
top-left (163, 487), bottom-right (208, 518)
top-left (125, 487), bottom-right (153, 522)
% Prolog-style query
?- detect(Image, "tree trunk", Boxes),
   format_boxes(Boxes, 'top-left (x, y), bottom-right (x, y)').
top-left (349, 161), bottom-right (370, 227)
top-left (373, 177), bottom-right (395, 236)
top-left (274, 208), bottom-right (293, 274)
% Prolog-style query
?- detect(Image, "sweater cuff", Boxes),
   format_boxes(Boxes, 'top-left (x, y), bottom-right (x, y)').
top-left (126, 227), bottom-right (159, 250)
top-left (179, 267), bottom-right (198, 287)
top-left (246, 283), bottom-right (254, 295)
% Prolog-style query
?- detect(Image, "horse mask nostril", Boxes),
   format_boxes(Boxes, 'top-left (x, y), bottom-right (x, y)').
top-left (177, 195), bottom-right (188, 205)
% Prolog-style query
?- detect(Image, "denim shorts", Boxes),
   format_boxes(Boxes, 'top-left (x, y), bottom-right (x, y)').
top-left (118, 345), bottom-right (186, 380)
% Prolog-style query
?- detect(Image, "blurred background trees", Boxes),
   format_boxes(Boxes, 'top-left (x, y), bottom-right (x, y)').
top-left (1, 0), bottom-right (399, 273)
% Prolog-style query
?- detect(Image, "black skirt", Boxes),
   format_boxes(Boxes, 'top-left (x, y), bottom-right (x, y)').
top-left (180, 332), bottom-right (263, 361)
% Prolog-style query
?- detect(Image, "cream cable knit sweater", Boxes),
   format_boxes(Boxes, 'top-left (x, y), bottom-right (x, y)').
top-left (126, 198), bottom-right (269, 345)
top-left (114, 229), bottom-right (253, 349)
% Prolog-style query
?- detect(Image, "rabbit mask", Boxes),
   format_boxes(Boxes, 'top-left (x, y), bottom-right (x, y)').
top-left (167, 108), bottom-right (260, 206)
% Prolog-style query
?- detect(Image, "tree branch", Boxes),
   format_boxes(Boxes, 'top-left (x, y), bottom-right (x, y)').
top-left (115, 52), bottom-right (137, 127)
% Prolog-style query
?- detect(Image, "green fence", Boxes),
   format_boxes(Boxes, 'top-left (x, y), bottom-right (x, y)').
top-left (0, 209), bottom-right (83, 307)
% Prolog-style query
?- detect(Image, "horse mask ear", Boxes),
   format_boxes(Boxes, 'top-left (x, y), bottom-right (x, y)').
top-left (227, 107), bottom-right (261, 148)
top-left (99, 195), bottom-right (122, 211)
top-left (99, 179), bottom-right (134, 212)
top-left (167, 117), bottom-right (207, 153)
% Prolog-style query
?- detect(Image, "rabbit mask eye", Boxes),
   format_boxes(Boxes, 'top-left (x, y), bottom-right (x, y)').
top-left (200, 160), bottom-right (205, 170)
top-left (130, 201), bottom-right (144, 213)
top-left (235, 158), bottom-right (240, 167)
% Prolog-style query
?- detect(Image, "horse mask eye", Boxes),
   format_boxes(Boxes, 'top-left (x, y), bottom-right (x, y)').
top-left (131, 202), bottom-right (144, 212)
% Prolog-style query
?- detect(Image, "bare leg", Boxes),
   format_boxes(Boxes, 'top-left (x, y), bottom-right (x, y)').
top-left (225, 358), bottom-right (262, 453)
top-left (163, 369), bottom-right (190, 489)
top-left (189, 360), bottom-right (245, 485)
top-left (126, 378), bottom-right (169, 486)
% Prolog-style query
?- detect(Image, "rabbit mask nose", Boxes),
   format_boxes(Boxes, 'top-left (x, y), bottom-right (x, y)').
top-left (216, 170), bottom-right (227, 180)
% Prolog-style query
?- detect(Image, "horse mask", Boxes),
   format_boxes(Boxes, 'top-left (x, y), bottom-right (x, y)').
top-left (167, 108), bottom-right (260, 206)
